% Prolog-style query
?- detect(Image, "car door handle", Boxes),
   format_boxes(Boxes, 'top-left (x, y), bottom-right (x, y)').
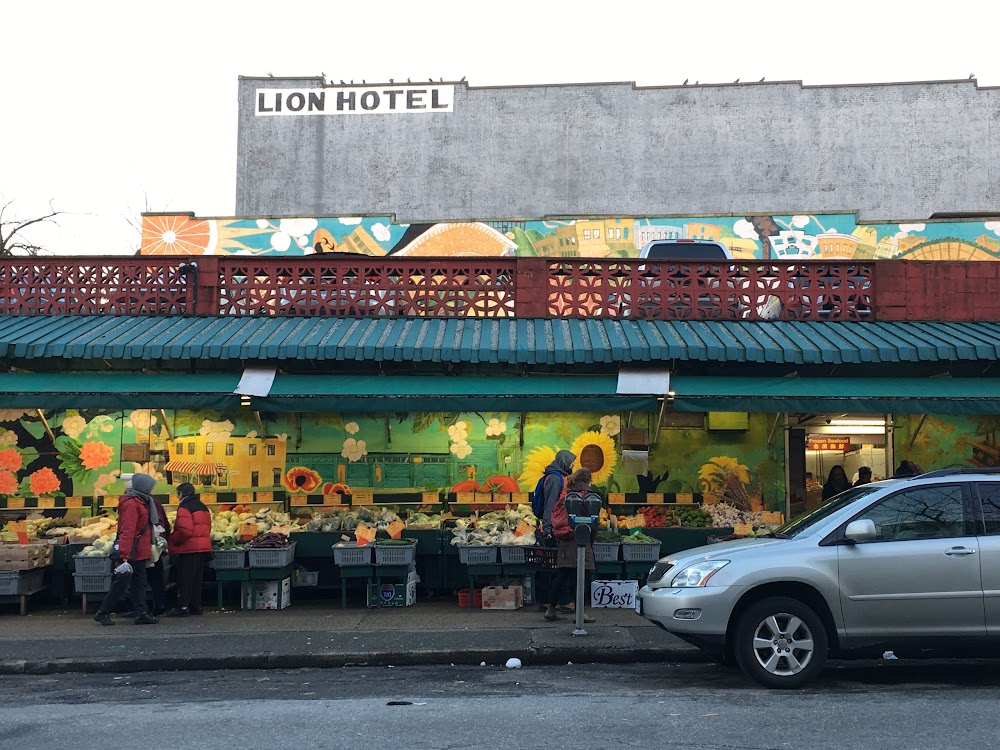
top-left (944, 547), bottom-right (977, 557)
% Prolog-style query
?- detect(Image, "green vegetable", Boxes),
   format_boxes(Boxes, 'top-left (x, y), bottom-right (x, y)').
top-left (595, 530), bottom-right (622, 543)
top-left (375, 538), bottom-right (416, 546)
top-left (622, 531), bottom-right (658, 543)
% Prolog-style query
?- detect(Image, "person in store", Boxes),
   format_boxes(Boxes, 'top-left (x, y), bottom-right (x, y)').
top-left (821, 465), bottom-right (851, 501)
top-left (93, 472), bottom-right (159, 626)
top-left (538, 449), bottom-right (576, 619)
top-left (893, 460), bottom-right (923, 478)
top-left (545, 467), bottom-right (597, 624)
top-left (854, 466), bottom-right (873, 486)
top-left (167, 482), bottom-right (212, 617)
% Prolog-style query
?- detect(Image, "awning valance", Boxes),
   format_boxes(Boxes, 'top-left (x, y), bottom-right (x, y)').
top-left (164, 461), bottom-right (196, 473)
top-left (670, 376), bottom-right (1000, 415)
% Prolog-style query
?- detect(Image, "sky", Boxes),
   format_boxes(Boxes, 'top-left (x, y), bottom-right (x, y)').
top-left (4, 0), bottom-right (999, 256)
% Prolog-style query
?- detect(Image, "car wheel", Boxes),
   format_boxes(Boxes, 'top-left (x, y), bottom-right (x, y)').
top-left (733, 596), bottom-right (828, 689)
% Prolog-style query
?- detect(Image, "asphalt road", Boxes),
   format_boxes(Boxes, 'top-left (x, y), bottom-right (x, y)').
top-left (1, 661), bottom-right (997, 749)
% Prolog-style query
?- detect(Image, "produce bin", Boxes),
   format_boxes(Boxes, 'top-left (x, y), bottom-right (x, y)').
top-left (73, 573), bottom-right (112, 593)
top-left (592, 542), bottom-right (620, 562)
top-left (210, 549), bottom-right (247, 570)
top-left (621, 542), bottom-right (662, 562)
top-left (457, 546), bottom-right (498, 565)
top-left (374, 542), bottom-right (417, 566)
top-left (0, 568), bottom-right (45, 596)
top-left (499, 546), bottom-right (537, 564)
top-left (333, 544), bottom-right (373, 566)
top-left (248, 542), bottom-right (297, 568)
top-left (73, 555), bottom-right (113, 576)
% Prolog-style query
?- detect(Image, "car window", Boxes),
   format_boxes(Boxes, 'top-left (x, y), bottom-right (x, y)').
top-left (853, 485), bottom-right (967, 541)
top-left (775, 486), bottom-right (880, 538)
top-left (977, 482), bottom-right (1000, 534)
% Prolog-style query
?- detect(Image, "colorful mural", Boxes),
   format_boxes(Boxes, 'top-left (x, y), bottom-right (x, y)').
top-left (0, 407), bottom-right (785, 511)
top-left (141, 212), bottom-right (1000, 261)
top-left (893, 413), bottom-right (1000, 473)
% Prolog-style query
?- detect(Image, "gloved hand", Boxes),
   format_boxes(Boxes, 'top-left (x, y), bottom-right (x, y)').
top-left (154, 525), bottom-right (165, 535)
top-left (114, 561), bottom-right (134, 576)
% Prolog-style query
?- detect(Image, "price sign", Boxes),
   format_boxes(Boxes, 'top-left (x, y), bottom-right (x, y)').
top-left (624, 516), bottom-right (644, 529)
top-left (473, 492), bottom-right (493, 504)
top-left (675, 493), bottom-right (694, 505)
top-left (645, 493), bottom-right (664, 505)
top-left (8, 520), bottom-right (27, 533)
top-left (238, 521), bottom-right (258, 540)
top-left (511, 493), bottom-right (529, 504)
top-left (65, 497), bottom-right (84, 508)
top-left (455, 492), bottom-right (475, 504)
top-left (733, 523), bottom-right (753, 536)
top-left (352, 489), bottom-right (374, 505)
top-left (103, 497), bottom-right (118, 508)
top-left (256, 491), bottom-right (274, 503)
top-left (236, 492), bottom-right (254, 505)
top-left (201, 493), bottom-right (217, 504)
top-left (290, 495), bottom-right (308, 507)
top-left (38, 496), bottom-right (56, 509)
top-left (355, 523), bottom-right (376, 545)
top-left (608, 493), bottom-right (626, 505)
top-left (7, 498), bottom-right (24, 510)
top-left (514, 519), bottom-right (535, 537)
top-left (386, 519), bottom-right (406, 539)
top-left (422, 492), bottom-right (440, 504)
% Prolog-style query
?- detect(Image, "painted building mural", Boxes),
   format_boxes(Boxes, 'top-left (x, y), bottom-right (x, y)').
top-left (0, 407), bottom-right (786, 512)
top-left (142, 212), bottom-right (1000, 261)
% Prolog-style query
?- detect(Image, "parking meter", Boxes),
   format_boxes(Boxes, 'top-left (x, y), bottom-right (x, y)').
top-left (565, 491), bottom-right (602, 635)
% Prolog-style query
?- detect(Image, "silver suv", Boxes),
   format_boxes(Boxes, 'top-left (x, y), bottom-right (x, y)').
top-left (637, 470), bottom-right (1000, 688)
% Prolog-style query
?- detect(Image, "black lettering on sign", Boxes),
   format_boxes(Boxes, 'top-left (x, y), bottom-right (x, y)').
top-left (308, 91), bottom-right (325, 112)
top-left (384, 89), bottom-right (404, 109)
top-left (407, 89), bottom-right (427, 109)
top-left (287, 92), bottom-right (306, 112)
top-left (431, 89), bottom-right (449, 109)
top-left (360, 91), bottom-right (380, 111)
top-left (337, 91), bottom-right (356, 111)
top-left (258, 92), bottom-right (274, 113)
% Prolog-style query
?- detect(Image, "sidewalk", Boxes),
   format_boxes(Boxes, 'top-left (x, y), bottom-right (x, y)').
top-left (0, 598), bottom-right (706, 675)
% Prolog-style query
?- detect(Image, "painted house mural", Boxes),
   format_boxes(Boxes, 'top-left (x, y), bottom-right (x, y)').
top-left (142, 212), bottom-right (1000, 261)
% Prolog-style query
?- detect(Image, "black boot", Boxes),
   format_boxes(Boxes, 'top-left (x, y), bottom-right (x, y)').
top-left (134, 612), bottom-right (159, 625)
top-left (94, 611), bottom-right (114, 626)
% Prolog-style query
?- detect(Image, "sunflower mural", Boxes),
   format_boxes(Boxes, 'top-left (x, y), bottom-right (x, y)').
top-left (518, 445), bottom-right (557, 490)
top-left (570, 431), bottom-right (617, 485)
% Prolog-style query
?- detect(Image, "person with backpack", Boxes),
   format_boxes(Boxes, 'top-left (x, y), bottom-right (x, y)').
top-left (544, 467), bottom-right (598, 623)
top-left (533, 449), bottom-right (576, 618)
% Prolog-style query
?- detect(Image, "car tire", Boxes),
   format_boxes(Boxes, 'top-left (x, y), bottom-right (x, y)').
top-left (733, 596), bottom-right (828, 689)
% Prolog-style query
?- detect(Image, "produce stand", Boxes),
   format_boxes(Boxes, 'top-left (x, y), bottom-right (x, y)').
top-left (457, 547), bottom-right (502, 608)
top-left (214, 567), bottom-right (251, 610)
top-left (642, 527), bottom-right (735, 555)
top-left (337, 564), bottom-right (374, 609)
top-left (0, 568), bottom-right (47, 615)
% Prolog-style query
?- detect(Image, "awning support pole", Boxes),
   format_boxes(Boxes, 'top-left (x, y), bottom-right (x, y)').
top-left (158, 409), bottom-right (174, 441)
top-left (652, 398), bottom-right (669, 449)
top-left (908, 414), bottom-right (928, 450)
top-left (767, 413), bottom-right (782, 450)
top-left (385, 414), bottom-right (392, 446)
top-left (35, 409), bottom-right (55, 444)
top-left (254, 411), bottom-right (265, 437)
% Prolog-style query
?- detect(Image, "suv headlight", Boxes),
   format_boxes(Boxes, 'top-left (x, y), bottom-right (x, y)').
top-left (670, 560), bottom-right (729, 588)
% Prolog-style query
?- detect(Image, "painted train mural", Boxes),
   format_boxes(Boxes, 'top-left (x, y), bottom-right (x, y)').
top-left (141, 212), bottom-right (1000, 261)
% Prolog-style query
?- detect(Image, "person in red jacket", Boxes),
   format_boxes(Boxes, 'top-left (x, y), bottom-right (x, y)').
top-left (168, 482), bottom-right (212, 617)
top-left (94, 472), bottom-right (159, 626)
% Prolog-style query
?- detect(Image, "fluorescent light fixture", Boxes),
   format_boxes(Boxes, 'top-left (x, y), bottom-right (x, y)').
top-left (829, 419), bottom-right (885, 427)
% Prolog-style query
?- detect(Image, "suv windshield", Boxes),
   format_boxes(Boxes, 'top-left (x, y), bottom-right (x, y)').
top-left (642, 242), bottom-right (730, 260)
top-left (770, 486), bottom-right (881, 538)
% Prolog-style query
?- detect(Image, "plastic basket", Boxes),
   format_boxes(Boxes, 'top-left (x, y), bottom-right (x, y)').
top-left (457, 545), bottom-right (498, 565)
top-left (457, 588), bottom-right (484, 607)
top-left (247, 542), bottom-right (297, 568)
top-left (73, 555), bottom-right (113, 576)
top-left (499, 546), bottom-right (534, 564)
top-left (73, 573), bottom-right (112, 593)
top-left (621, 542), bottom-right (662, 562)
top-left (210, 549), bottom-right (247, 570)
top-left (592, 543), bottom-right (621, 562)
top-left (374, 543), bottom-right (416, 566)
top-left (523, 546), bottom-right (557, 568)
top-left (293, 569), bottom-right (319, 587)
top-left (333, 544), bottom-right (372, 566)
top-left (0, 569), bottom-right (44, 596)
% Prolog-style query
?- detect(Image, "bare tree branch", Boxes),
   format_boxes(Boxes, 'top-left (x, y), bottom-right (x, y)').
top-left (0, 199), bottom-right (63, 256)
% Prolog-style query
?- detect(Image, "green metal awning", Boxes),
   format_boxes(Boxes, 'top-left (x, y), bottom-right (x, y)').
top-left (5, 315), bottom-right (1000, 365)
top-left (0, 373), bottom-right (658, 412)
top-left (671, 376), bottom-right (1000, 415)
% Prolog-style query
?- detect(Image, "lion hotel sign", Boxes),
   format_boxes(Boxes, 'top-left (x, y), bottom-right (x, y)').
top-left (256, 85), bottom-right (454, 116)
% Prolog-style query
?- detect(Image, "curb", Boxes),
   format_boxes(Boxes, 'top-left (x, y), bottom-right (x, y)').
top-left (0, 646), bottom-right (708, 675)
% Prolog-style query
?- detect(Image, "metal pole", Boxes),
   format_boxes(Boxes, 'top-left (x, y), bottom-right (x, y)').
top-left (573, 544), bottom-right (587, 636)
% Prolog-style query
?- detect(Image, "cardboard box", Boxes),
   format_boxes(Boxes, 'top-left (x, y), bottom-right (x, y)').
top-left (590, 580), bottom-right (639, 610)
top-left (253, 577), bottom-right (291, 610)
top-left (368, 569), bottom-right (418, 607)
top-left (481, 585), bottom-right (524, 610)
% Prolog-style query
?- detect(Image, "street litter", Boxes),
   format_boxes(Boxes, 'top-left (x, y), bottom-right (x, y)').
top-left (882, 651), bottom-right (898, 660)
top-left (505, 658), bottom-right (522, 669)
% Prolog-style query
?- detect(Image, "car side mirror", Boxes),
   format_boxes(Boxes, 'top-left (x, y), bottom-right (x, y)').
top-left (844, 519), bottom-right (877, 543)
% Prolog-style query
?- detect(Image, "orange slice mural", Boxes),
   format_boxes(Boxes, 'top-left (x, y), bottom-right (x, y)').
top-left (142, 214), bottom-right (217, 255)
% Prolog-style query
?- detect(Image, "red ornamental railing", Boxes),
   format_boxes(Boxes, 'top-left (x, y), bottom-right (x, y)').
top-left (0, 256), bottom-right (879, 320)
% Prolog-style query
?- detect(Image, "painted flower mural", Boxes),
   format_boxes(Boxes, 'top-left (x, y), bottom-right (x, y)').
top-left (0, 430), bottom-right (16, 447)
top-left (0, 448), bottom-right (22, 472)
top-left (485, 418), bottom-right (507, 437)
top-left (321, 482), bottom-right (351, 496)
top-left (599, 415), bottom-right (621, 437)
top-left (0, 410), bottom-right (30, 423)
top-left (79, 441), bottom-right (114, 471)
top-left (345, 422), bottom-right (360, 435)
top-left (29, 467), bottom-right (61, 495)
top-left (342, 438), bottom-right (368, 462)
top-left (449, 442), bottom-right (473, 459)
top-left (570, 431), bottom-right (618, 485)
top-left (0, 471), bottom-right (18, 494)
top-left (127, 410), bottom-right (157, 431)
top-left (93, 471), bottom-right (121, 496)
top-left (61, 415), bottom-right (87, 440)
top-left (518, 445), bottom-right (557, 490)
top-left (283, 467), bottom-right (322, 493)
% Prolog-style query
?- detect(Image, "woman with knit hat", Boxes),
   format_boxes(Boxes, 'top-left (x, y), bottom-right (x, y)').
top-left (93, 472), bottom-right (160, 626)
top-left (168, 482), bottom-right (212, 617)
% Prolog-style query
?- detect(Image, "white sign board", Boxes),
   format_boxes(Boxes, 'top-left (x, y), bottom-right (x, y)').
top-left (256, 85), bottom-right (454, 116)
top-left (590, 580), bottom-right (639, 610)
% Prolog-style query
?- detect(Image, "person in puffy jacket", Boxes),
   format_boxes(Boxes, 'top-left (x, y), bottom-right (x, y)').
top-left (168, 482), bottom-right (212, 617)
top-left (94, 472), bottom-right (158, 626)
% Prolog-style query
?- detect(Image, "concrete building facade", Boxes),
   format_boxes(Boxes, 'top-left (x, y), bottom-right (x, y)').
top-left (236, 77), bottom-right (1000, 221)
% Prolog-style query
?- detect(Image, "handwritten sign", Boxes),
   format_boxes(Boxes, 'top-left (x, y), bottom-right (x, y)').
top-left (386, 519), bottom-right (406, 540)
top-left (355, 523), bottom-right (376, 545)
top-left (351, 489), bottom-right (374, 505)
top-left (675, 493), bottom-right (694, 505)
top-left (456, 492), bottom-right (475, 504)
top-left (290, 495), bottom-right (308, 507)
top-left (256, 491), bottom-right (274, 503)
top-left (733, 524), bottom-right (753, 536)
top-left (238, 521), bottom-right (258, 540)
top-left (65, 497), bottom-right (84, 508)
top-left (201, 493), bottom-right (217, 504)
top-left (7, 521), bottom-right (27, 534)
top-left (38, 496), bottom-right (55, 509)
top-left (624, 516), bottom-right (644, 529)
top-left (473, 492), bottom-right (493, 504)
top-left (422, 492), bottom-right (440, 504)
top-left (7, 498), bottom-right (25, 510)
top-left (236, 492), bottom-right (254, 505)
top-left (511, 493), bottom-right (529, 504)
top-left (645, 493), bottom-right (664, 505)
top-left (103, 497), bottom-right (119, 508)
top-left (608, 493), bottom-right (626, 505)
top-left (514, 520), bottom-right (535, 537)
